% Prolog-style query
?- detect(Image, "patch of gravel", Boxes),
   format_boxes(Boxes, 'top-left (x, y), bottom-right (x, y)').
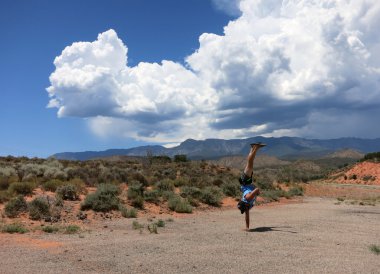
top-left (1, 197), bottom-right (379, 274)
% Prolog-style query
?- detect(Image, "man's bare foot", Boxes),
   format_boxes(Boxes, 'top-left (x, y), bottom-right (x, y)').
top-left (250, 142), bottom-right (266, 148)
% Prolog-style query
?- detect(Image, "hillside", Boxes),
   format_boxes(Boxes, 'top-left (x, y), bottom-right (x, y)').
top-left (51, 136), bottom-right (380, 161)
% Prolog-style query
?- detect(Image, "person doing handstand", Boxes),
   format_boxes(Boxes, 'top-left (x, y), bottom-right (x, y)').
top-left (237, 142), bottom-right (266, 231)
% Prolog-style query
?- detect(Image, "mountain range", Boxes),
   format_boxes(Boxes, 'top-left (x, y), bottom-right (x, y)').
top-left (51, 136), bottom-right (380, 161)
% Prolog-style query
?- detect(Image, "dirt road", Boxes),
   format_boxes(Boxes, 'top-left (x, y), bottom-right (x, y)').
top-left (1, 197), bottom-right (379, 274)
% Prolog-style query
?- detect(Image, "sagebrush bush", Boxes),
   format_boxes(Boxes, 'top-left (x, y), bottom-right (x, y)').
top-left (28, 197), bottom-right (51, 220)
top-left (0, 190), bottom-right (9, 203)
top-left (42, 225), bottom-right (59, 233)
top-left (168, 195), bottom-right (192, 213)
top-left (127, 182), bottom-right (144, 208)
top-left (0, 176), bottom-right (10, 190)
top-left (119, 205), bottom-right (137, 218)
top-left (287, 186), bottom-right (304, 197)
top-left (56, 185), bottom-right (79, 201)
top-left (1, 223), bottom-right (28, 234)
top-left (261, 189), bottom-right (285, 201)
top-left (5, 195), bottom-right (28, 217)
top-left (221, 181), bottom-right (240, 197)
top-left (155, 179), bottom-right (175, 192)
top-left (200, 186), bottom-right (223, 207)
top-left (180, 186), bottom-right (202, 199)
top-left (42, 179), bottom-right (64, 192)
top-left (65, 225), bottom-right (80, 234)
top-left (144, 189), bottom-right (160, 204)
top-left (8, 182), bottom-right (35, 195)
top-left (81, 184), bottom-right (120, 212)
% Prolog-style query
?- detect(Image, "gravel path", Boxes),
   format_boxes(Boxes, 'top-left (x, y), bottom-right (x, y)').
top-left (1, 197), bottom-right (379, 274)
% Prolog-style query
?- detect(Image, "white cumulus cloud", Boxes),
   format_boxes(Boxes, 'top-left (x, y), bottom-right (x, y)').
top-left (47, 0), bottom-right (380, 143)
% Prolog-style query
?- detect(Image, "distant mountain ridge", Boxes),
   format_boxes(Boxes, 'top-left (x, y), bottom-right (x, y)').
top-left (51, 136), bottom-right (380, 161)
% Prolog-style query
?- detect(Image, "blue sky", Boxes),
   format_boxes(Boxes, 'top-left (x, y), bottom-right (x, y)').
top-left (1, 0), bottom-right (380, 158)
top-left (0, 0), bottom-right (233, 157)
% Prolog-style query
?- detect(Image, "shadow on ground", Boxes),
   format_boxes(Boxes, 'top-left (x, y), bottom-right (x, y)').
top-left (249, 226), bottom-right (297, 233)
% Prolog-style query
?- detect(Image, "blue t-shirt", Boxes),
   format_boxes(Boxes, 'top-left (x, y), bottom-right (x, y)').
top-left (241, 184), bottom-right (256, 209)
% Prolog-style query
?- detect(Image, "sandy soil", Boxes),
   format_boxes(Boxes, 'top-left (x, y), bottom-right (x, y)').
top-left (1, 197), bottom-right (379, 274)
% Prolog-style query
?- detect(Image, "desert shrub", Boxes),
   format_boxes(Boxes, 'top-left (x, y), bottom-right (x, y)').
top-left (65, 225), bottom-right (80, 234)
top-left (28, 197), bottom-right (51, 220)
top-left (180, 186), bottom-right (202, 199)
top-left (168, 195), bottom-right (193, 213)
top-left (261, 189), bottom-right (285, 201)
top-left (56, 185), bottom-right (79, 201)
top-left (174, 154), bottom-right (188, 162)
top-left (127, 182), bottom-right (144, 199)
top-left (42, 225), bottom-right (59, 233)
top-left (130, 172), bottom-right (148, 187)
top-left (369, 244), bottom-right (380, 255)
top-left (8, 182), bottom-right (35, 195)
top-left (0, 176), bottom-right (10, 190)
top-left (161, 190), bottom-right (175, 201)
top-left (173, 177), bottom-right (189, 187)
top-left (212, 179), bottom-right (224, 187)
top-left (127, 182), bottom-right (144, 208)
top-left (349, 174), bottom-right (357, 180)
top-left (67, 178), bottom-right (87, 194)
top-left (147, 223), bottom-right (158, 234)
top-left (200, 186), bottom-right (223, 207)
top-left (42, 179), bottom-right (64, 192)
top-left (144, 189), bottom-right (160, 204)
top-left (1, 223), bottom-right (28, 234)
top-left (287, 186), bottom-right (304, 197)
top-left (156, 219), bottom-right (165, 227)
top-left (255, 177), bottom-right (275, 190)
top-left (119, 205), bottom-right (137, 218)
top-left (81, 184), bottom-right (120, 212)
top-left (0, 166), bottom-right (17, 177)
top-left (221, 181), bottom-right (240, 197)
top-left (4, 195), bottom-right (28, 217)
top-left (0, 190), bottom-right (10, 203)
top-left (132, 220), bottom-right (144, 230)
top-left (155, 179), bottom-right (175, 192)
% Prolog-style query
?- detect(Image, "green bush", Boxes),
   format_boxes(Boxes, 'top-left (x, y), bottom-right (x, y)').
top-left (120, 205), bottom-right (137, 218)
top-left (0, 190), bottom-right (9, 203)
top-left (221, 181), bottom-right (240, 197)
top-left (174, 154), bottom-right (188, 162)
top-left (173, 178), bottom-right (189, 187)
top-left (4, 195), bottom-right (28, 217)
top-left (287, 186), bottom-right (304, 197)
top-left (261, 189), bottom-right (285, 202)
top-left (65, 225), bottom-right (80, 234)
top-left (168, 195), bottom-right (193, 213)
top-left (81, 184), bottom-right (120, 212)
top-left (28, 197), bottom-right (50, 220)
top-left (180, 186), bottom-right (202, 199)
top-left (56, 185), bottom-right (79, 200)
top-left (200, 187), bottom-right (223, 207)
top-left (131, 195), bottom-right (144, 209)
top-left (155, 179), bottom-right (175, 192)
top-left (42, 225), bottom-right (59, 233)
top-left (147, 223), bottom-right (158, 234)
top-left (144, 189), bottom-right (160, 204)
top-left (2, 223), bottom-right (28, 234)
top-left (369, 244), bottom-right (380, 255)
top-left (127, 182), bottom-right (144, 199)
top-left (132, 220), bottom-right (144, 230)
top-left (42, 179), bottom-right (64, 192)
top-left (8, 182), bottom-right (35, 195)
top-left (0, 176), bottom-right (10, 190)
top-left (156, 219), bottom-right (165, 227)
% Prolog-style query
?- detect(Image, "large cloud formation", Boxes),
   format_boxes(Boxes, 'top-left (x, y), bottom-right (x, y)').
top-left (47, 0), bottom-right (380, 143)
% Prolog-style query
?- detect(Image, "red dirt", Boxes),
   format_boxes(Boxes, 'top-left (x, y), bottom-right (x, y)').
top-left (333, 162), bottom-right (380, 185)
top-left (0, 233), bottom-right (63, 250)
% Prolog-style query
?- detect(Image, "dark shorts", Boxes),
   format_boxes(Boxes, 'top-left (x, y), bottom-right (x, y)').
top-left (239, 172), bottom-right (253, 185)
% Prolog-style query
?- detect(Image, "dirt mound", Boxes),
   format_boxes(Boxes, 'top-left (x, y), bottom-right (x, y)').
top-left (332, 161), bottom-right (380, 185)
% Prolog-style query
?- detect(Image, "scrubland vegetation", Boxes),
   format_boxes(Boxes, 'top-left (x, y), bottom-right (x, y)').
top-left (3, 152), bottom-right (357, 233)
